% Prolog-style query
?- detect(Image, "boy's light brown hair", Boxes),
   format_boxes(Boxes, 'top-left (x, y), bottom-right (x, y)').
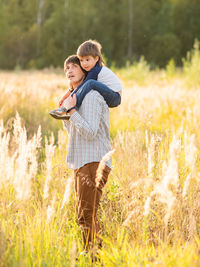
top-left (77, 39), bottom-right (104, 66)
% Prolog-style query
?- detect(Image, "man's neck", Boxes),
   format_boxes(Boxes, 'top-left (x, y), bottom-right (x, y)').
top-left (71, 79), bottom-right (84, 90)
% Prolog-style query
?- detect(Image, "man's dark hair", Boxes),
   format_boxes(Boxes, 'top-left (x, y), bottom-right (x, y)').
top-left (64, 55), bottom-right (87, 75)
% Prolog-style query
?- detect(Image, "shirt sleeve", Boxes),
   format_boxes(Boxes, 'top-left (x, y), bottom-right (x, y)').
top-left (81, 65), bottom-right (102, 85)
top-left (63, 120), bottom-right (70, 132)
top-left (69, 93), bottom-right (103, 141)
top-left (86, 65), bottom-right (101, 79)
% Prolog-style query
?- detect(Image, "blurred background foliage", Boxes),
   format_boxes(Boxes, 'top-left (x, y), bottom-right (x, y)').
top-left (0, 0), bottom-right (200, 69)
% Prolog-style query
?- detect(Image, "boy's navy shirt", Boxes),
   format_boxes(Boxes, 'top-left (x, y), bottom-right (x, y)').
top-left (72, 63), bottom-right (102, 96)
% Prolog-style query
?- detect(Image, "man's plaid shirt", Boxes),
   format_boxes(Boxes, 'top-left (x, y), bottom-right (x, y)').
top-left (64, 90), bottom-right (112, 170)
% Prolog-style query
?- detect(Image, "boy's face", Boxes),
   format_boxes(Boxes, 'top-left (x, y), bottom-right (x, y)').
top-left (65, 63), bottom-right (85, 88)
top-left (79, 55), bottom-right (99, 72)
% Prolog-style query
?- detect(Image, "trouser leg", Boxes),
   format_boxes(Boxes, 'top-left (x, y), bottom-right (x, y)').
top-left (76, 80), bottom-right (121, 108)
top-left (74, 162), bottom-right (111, 250)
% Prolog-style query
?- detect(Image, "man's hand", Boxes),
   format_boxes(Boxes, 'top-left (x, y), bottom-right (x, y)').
top-left (59, 98), bottom-right (64, 107)
top-left (63, 94), bottom-right (77, 115)
top-left (59, 90), bottom-right (71, 107)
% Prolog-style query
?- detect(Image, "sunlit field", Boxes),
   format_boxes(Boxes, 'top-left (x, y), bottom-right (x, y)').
top-left (1, 49), bottom-right (200, 266)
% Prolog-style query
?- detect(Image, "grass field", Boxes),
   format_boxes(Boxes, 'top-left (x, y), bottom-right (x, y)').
top-left (1, 51), bottom-right (200, 266)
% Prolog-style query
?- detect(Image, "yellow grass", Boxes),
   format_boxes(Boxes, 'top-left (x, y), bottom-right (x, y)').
top-left (0, 69), bottom-right (200, 266)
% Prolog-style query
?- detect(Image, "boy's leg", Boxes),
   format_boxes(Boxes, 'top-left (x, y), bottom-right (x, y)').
top-left (75, 80), bottom-right (121, 108)
top-left (74, 162), bottom-right (111, 251)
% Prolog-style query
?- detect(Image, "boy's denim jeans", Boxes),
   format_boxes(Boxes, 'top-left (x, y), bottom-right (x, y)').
top-left (73, 79), bottom-right (121, 108)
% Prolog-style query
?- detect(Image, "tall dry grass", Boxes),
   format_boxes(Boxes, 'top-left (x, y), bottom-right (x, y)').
top-left (0, 70), bottom-right (65, 141)
top-left (0, 69), bottom-right (200, 265)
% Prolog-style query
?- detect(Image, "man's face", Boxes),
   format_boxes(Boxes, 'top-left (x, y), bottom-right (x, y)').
top-left (65, 63), bottom-right (85, 88)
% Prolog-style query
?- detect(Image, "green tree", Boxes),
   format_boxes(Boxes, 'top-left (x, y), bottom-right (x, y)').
top-left (174, 0), bottom-right (200, 58)
top-left (0, 0), bottom-right (9, 67)
top-left (0, 0), bottom-right (200, 69)
top-left (147, 33), bottom-right (181, 67)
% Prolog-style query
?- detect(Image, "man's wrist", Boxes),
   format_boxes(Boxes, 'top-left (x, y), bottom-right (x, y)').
top-left (68, 106), bottom-right (77, 115)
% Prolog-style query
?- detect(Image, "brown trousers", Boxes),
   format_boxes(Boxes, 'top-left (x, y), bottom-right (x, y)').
top-left (74, 162), bottom-right (111, 250)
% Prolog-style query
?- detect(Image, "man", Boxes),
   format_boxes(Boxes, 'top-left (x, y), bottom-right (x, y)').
top-left (62, 55), bottom-right (111, 253)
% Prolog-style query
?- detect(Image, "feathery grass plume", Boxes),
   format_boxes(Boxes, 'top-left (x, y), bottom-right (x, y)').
top-left (145, 130), bottom-right (149, 147)
top-left (96, 150), bottom-right (115, 188)
top-left (182, 173), bottom-right (192, 198)
top-left (182, 133), bottom-right (197, 198)
top-left (127, 177), bottom-right (153, 221)
top-left (129, 177), bottom-right (153, 191)
top-left (147, 134), bottom-right (155, 177)
top-left (123, 210), bottom-right (138, 227)
top-left (184, 132), bottom-right (197, 171)
top-left (61, 176), bottom-right (73, 209)
top-left (153, 187), bottom-right (176, 227)
top-left (159, 136), bottom-right (180, 188)
top-left (145, 135), bottom-right (180, 231)
top-left (188, 213), bottom-right (196, 241)
top-left (13, 113), bottom-right (41, 200)
top-left (125, 178), bottom-right (153, 225)
top-left (169, 135), bottom-right (181, 157)
top-left (58, 129), bottom-right (67, 151)
top-left (0, 120), bottom-right (14, 186)
top-left (46, 193), bottom-right (56, 223)
top-left (70, 241), bottom-right (76, 267)
top-left (143, 196), bottom-right (151, 217)
top-left (163, 136), bottom-right (180, 188)
top-left (43, 134), bottom-right (55, 200)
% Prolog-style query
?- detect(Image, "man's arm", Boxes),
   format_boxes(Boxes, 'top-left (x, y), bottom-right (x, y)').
top-left (63, 119), bottom-right (70, 132)
top-left (64, 92), bottom-right (104, 140)
top-left (59, 89), bottom-right (72, 107)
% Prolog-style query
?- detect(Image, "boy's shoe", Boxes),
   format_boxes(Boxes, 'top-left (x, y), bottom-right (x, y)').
top-left (49, 106), bottom-right (70, 120)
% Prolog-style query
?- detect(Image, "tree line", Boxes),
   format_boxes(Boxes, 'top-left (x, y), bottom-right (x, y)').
top-left (0, 0), bottom-right (200, 69)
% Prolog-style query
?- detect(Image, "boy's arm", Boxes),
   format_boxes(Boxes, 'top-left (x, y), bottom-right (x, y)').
top-left (85, 65), bottom-right (102, 80)
top-left (80, 64), bottom-right (102, 87)
top-left (59, 89), bottom-right (72, 107)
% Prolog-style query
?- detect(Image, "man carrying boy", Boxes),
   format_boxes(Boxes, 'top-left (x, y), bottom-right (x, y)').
top-left (62, 55), bottom-right (111, 254)
top-left (49, 39), bottom-right (122, 120)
